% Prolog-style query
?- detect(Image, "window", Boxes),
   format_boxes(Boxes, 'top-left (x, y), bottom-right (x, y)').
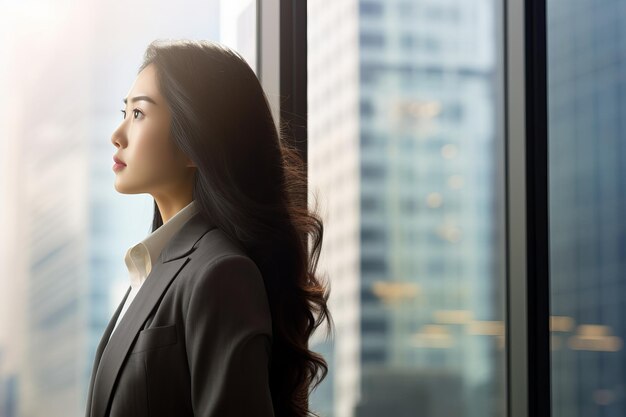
top-left (360, 31), bottom-right (386, 48)
top-left (359, 2), bottom-right (384, 17)
top-left (547, 0), bottom-right (626, 415)
top-left (307, 1), bottom-right (506, 415)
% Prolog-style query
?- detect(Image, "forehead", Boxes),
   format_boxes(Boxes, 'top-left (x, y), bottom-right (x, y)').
top-left (126, 64), bottom-right (160, 98)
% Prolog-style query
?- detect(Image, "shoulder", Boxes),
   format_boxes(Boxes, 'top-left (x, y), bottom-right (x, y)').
top-left (173, 228), bottom-right (270, 323)
top-left (194, 226), bottom-right (249, 262)
top-left (179, 226), bottom-right (254, 281)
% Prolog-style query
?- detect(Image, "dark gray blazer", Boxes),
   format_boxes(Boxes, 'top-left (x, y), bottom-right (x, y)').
top-left (85, 211), bottom-right (275, 417)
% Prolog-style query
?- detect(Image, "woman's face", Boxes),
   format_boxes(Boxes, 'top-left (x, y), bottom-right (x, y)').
top-left (111, 63), bottom-right (195, 197)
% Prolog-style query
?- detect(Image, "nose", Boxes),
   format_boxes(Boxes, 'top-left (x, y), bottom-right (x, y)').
top-left (111, 122), bottom-right (127, 148)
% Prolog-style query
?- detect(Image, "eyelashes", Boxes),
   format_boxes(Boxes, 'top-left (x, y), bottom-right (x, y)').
top-left (120, 108), bottom-right (144, 120)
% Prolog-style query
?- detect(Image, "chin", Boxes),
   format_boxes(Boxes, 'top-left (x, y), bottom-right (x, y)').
top-left (113, 179), bottom-right (142, 194)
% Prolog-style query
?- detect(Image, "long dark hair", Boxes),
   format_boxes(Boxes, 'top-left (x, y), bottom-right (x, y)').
top-left (138, 39), bottom-right (333, 416)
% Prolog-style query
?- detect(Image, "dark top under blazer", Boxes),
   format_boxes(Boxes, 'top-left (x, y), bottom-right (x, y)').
top-left (85, 211), bottom-right (275, 417)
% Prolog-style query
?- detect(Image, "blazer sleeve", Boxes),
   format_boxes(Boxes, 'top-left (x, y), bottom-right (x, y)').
top-left (184, 254), bottom-right (275, 417)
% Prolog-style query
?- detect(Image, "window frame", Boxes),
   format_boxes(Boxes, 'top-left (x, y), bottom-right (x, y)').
top-left (507, 0), bottom-right (551, 416)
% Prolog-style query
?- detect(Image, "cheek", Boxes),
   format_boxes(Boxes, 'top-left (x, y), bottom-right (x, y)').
top-left (131, 130), bottom-right (183, 175)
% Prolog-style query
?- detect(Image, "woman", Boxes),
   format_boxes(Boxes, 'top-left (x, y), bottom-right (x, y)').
top-left (85, 39), bottom-right (333, 417)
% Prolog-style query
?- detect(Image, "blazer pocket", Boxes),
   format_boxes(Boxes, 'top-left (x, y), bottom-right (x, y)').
top-left (131, 323), bottom-right (178, 354)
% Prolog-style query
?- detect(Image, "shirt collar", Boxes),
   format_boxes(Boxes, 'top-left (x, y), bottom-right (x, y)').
top-left (124, 200), bottom-right (199, 288)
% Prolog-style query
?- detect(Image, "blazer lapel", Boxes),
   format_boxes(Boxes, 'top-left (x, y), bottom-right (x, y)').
top-left (88, 211), bottom-right (216, 417)
top-left (85, 285), bottom-right (131, 417)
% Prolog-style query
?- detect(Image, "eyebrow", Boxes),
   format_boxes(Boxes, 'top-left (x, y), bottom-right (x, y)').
top-left (123, 95), bottom-right (158, 105)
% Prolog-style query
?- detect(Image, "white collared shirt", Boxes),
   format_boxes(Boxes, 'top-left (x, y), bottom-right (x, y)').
top-left (109, 200), bottom-right (199, 340)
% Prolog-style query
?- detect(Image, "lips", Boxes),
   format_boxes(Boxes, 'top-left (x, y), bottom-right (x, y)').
top-left (113, 155), bottom-right (126, 166)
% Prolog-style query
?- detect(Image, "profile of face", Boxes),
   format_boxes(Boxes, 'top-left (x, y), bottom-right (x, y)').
top-left (111, 63), bottom-right (195, 198)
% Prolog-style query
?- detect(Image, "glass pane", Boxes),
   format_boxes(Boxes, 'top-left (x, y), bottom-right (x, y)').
top-left (307, 1), bottom-right (507, 416)
top-left (548, 1), bottom-right (626, 416)
top-left (0, 1), bottom-right (256, 416)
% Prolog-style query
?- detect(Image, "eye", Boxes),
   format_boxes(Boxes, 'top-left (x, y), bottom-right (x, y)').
top-left (119, 108), bottom-right (144, 120)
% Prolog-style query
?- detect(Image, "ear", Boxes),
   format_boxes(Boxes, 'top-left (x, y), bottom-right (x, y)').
top-left (185, 156), bottom-right (196, 168)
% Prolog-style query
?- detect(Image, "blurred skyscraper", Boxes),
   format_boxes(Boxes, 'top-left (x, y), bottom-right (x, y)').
top-left (0, 4), bottom-right (96, 415)
top-left (308, 1), bottom-right (505, 416)
top-left (548, 0), bottom-right (626, 415)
